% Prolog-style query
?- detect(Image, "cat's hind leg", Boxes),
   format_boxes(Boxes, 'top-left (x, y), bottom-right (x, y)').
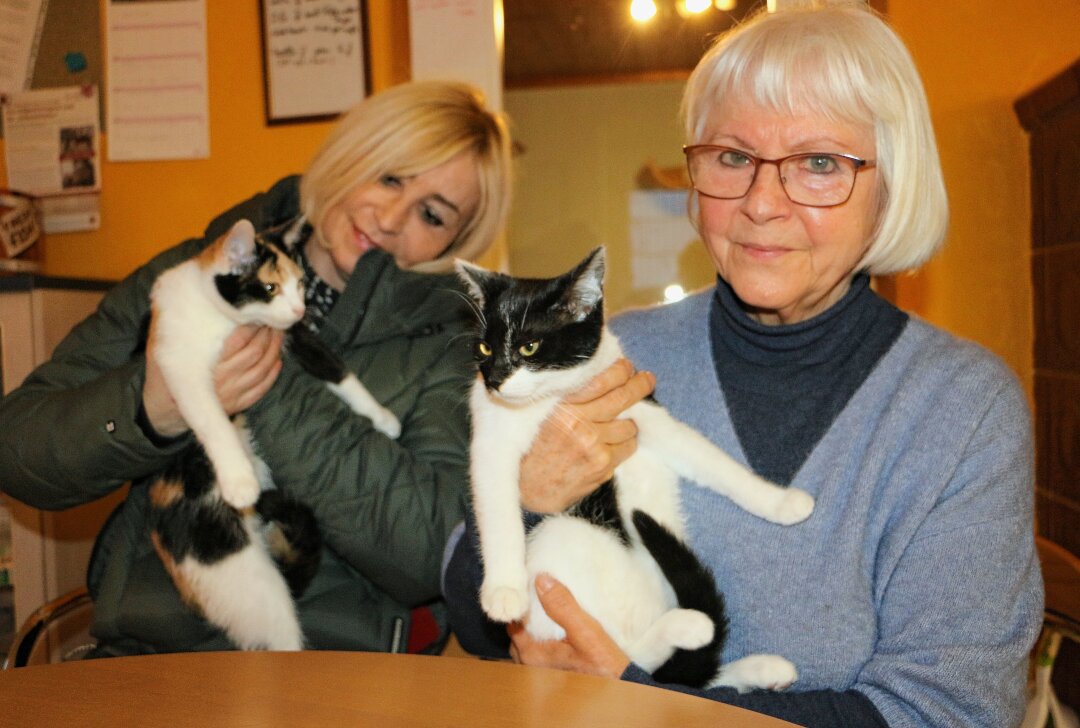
top-left (708, 654), bottom-right (798, 693)
top-left (626, 608), bottom-right (715, 673)
top-left (175, 524), bottom-right (305, 651)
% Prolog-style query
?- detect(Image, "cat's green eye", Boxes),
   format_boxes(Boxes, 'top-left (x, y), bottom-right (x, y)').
top-left (518, 341), bottom-right (540, 357)
top-left (264, 282), bottom-right (278, 295)
top-left (478, 341), bottom-right (492, 357)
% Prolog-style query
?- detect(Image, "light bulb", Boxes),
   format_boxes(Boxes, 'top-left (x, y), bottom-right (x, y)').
top-left (715, 0), bottom-right (736, 11)
top-left (664, 284), bottom-right (687, 303)
top-left (630, 0), bottom-right (658, 23)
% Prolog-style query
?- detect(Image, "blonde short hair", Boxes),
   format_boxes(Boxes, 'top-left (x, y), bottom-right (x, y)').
top-left (300, 80), bottom-right (513, 273)
top-left (682, 1), bottom-right (947, 275)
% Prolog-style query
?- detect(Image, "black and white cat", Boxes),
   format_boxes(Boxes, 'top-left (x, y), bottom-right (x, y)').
top-left (457, 248), bottom-right (811, 691)
top-left (147, 218), bottom-right (399, 650)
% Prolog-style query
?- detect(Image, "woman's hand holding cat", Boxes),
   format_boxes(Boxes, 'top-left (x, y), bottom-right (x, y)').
top-left (519, 360), bottom-right (656, 513)
top-left (508, 573), bottom-right (630, 679)
top-left (143, 325), bottom-right (285, 437)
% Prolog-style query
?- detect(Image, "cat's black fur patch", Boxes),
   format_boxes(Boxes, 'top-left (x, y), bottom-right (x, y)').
top-left (214, 239), bottom-right (287, 307)
top-left (255, 489), bottom-right (322, 598)
top-left (632, 510), bottom-right (728, 688)
top-left (466, 255), bottom-right (605, 392)
top-left (286, 323), bottom-right (346, 384)
top-left (569, 479), bottom-right (630, 545)
top-left (152, 444), bottom-right (250, 565)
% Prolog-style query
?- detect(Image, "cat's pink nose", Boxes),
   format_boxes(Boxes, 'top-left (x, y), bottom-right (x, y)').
top-left (293, 304), bottom-right (305, 319)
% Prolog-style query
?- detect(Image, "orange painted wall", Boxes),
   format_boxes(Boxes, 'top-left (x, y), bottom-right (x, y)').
top-left (889, 0), bottom-right (1080, 401)
top-left (0, 0), bottom-right (410, 282)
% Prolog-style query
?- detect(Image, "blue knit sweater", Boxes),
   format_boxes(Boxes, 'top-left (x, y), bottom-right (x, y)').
top-left (444, 286), bottom-right (1043, 727)
top-left (611, 288), bottom-right (1043, 727)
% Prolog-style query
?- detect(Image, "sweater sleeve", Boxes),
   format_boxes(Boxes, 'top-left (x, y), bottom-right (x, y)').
top-left (853, 375), bottom-right (1042, 728)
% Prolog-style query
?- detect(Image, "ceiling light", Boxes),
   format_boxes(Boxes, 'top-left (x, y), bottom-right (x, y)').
top-left (683, 0), bottom-right (712, 13)
top-left (630, 0), bottom-right (658, 22)
top-left (715, 0), bottom-right (737, 10)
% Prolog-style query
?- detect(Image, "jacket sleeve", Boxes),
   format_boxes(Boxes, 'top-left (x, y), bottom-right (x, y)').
top-left (0, 256), bottom-right (188, 509)
top-left (247, 331), bottom-right (473, 609)
top-left (0, 178), bottom-right (302, 510)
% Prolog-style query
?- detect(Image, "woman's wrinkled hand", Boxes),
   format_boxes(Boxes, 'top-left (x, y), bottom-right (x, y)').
top-left (518, 359), bottom-right (655, 513)
top-left (508, 573), bottom-right (631, 679)
top-left (142, 324), bottom-right (285, 438)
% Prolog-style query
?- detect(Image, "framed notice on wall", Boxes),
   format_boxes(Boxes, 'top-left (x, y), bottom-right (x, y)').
top-left (259, 0), bottom-right (370, 124)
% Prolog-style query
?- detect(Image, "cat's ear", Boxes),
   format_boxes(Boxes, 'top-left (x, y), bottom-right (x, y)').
top-left (223, 219), bottom-right (258, 272)
top-left (562, 247), bottom-right (605, 321)
top-left (455, 258), bottom-right (498, 307)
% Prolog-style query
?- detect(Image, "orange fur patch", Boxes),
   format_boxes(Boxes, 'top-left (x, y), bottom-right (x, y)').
top-left (149, 480), bottom-right (184, 509)
top-left (150, 531), bottom-right (203, 614)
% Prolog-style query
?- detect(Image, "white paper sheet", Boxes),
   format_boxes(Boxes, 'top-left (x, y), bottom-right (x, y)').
top-left (1, 85), bottom-right (102, 232)
top-left (263, 0), bottom-right (367, 120)
top-left (105, 0), bottom-right (210, 161)
top-left (0, 0), bottom-right (48, 97)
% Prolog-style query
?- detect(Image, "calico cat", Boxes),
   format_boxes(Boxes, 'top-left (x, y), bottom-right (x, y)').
top-left (146, 218), bottom-right (400, 650)
top-left (457, 248), bottom-right (811, 690)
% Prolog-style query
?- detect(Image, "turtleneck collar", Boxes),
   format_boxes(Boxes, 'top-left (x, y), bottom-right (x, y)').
top-left (712, 272), bottom-right (879, 366)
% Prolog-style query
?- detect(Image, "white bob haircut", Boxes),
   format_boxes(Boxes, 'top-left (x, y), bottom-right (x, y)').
top-left (682, 1), bottom-right (948, 275)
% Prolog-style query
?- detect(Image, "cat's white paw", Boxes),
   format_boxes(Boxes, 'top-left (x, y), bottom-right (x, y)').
top-left (481, 583), bottom-right (529, 623)
top-left (660, 609), bottom-right (715, 651)
top-left (766, 488), bottom-right (814, 525)
top-left (373, 410), bottom-right (401, 439)
top-left (218, 468), bottom-right (261, 509)
top-left (710, 654), bottom-right (798, 693)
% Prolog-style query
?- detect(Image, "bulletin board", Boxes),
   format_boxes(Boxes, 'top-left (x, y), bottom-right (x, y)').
top-left (0, 0), bottom-right (103, 138)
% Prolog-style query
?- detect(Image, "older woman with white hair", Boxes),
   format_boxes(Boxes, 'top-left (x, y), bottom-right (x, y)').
top-left (444, 4), bottom-right (1042, 726)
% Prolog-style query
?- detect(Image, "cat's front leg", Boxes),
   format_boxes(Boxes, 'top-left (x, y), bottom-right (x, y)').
top-left (631, 402), bottom-right (814, 525)
top-left (473, 463), bottom-right (530, 623)
top-left (469, 392), bottom-right (535, 623)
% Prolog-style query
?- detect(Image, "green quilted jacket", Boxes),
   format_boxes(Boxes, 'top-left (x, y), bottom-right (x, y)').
top-left (0, 176), bottom-right (475, 654)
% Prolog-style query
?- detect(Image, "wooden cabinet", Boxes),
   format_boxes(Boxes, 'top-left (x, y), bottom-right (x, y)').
top-left (1015, 56), bottom-right (1080, 710)
top-left (0, 275), bottom-right (123, 651)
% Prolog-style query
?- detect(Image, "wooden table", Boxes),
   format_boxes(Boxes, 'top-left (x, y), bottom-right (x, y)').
top-left (1, 651), bottom-right (802, 727)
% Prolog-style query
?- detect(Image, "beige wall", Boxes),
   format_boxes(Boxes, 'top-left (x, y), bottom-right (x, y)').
top-left (505, 1), bottom-right (1080, 402)
top-left (890, 0), bottom-right (1080, 402)
top-left (504, 81), bottom-right (701, 311)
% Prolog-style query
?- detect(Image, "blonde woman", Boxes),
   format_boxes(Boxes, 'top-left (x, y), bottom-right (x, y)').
top-left (0, 80), bottom-right (513, 656)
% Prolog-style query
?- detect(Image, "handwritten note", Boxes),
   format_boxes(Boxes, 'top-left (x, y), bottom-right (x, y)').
top-left (263, 0), bottom-right (367, 121)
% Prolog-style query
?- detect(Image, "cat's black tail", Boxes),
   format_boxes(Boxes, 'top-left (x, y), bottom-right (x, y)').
top-left (255, 490), bottom-right (322, 598)
top-left (631, 509), bottom-right (728, 688)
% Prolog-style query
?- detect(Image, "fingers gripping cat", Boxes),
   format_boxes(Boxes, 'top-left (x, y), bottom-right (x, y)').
top-left (457, 248), bottom-right (810, 690)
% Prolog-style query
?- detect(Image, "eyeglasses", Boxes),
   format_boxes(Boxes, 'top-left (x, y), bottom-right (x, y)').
top-left (683, 145), bottom-right (876, 208)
